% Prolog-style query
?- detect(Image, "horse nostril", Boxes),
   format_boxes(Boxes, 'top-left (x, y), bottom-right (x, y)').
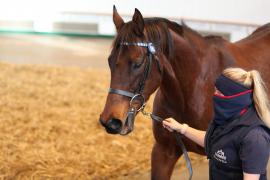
top-left (107, 118), bottom-right (122, 132)
top-left (99, 117), bottom-right (122, 134)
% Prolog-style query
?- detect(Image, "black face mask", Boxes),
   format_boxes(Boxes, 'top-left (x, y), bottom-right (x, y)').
top-left (213, 74), bottom-right (253, 125)
top-left (213, 91), bottom-right (253, 125)
top-left (215, 74), bottom-right (250, 96)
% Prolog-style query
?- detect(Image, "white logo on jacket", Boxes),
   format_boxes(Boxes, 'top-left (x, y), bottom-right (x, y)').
top-left (214, 149), bottom-right (227, 164)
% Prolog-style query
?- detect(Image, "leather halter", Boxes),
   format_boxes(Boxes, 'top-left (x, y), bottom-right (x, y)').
top-left (108, 42), bottom-right (158, 110)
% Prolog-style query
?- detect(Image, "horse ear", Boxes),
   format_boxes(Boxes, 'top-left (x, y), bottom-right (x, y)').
top-left (132, 8), bottom-right (145, 36)
top-left (113, 5), bottom-right (124, 32)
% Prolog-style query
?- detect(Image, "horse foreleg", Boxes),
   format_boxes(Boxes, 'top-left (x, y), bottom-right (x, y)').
top-left (151, 142), bottom-right (181, 180)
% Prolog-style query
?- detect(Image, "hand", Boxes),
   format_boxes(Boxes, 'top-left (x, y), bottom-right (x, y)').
top-left (162, 118), bottom-right (181, 132)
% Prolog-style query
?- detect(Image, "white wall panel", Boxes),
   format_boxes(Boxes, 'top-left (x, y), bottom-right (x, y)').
top-left (0, 0), bottom-right (269, 25)
top-left (0, 0), bottom-right (268, 41)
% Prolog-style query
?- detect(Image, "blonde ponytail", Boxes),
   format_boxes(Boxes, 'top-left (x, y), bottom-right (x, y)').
top-left (249, 70), bottom-right (270, 128)
top-left (223, 68), bottom-right (270, 128)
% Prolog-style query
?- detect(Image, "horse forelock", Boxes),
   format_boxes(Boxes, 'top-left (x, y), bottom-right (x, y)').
top-left (111, 18), bottom-right (177, 60)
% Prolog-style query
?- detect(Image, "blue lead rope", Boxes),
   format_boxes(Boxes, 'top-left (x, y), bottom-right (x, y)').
top-left (150, 114), bottom-right (193, 180)
top-left (174, 132), bottom-right (193, 180)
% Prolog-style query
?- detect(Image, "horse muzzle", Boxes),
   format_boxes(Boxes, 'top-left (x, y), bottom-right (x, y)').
top-left (99, 107), bottom-right (137, 135)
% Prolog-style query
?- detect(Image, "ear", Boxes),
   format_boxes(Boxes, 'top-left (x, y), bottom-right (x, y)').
top-left (132, 8), bottom-right (145, 36)
top-left (113, 5), bottom-right (124, 32)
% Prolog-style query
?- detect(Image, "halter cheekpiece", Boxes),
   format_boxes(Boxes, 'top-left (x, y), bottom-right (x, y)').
top-left (109, 41), bottom-right (157, 111)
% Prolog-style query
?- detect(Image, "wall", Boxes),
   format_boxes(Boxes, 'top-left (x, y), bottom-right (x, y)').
top-left (0, 0), bottom-right (269, 41)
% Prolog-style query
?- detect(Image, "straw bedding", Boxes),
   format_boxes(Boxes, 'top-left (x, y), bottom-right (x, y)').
top-left (0, 62), bottom-right (205, 179)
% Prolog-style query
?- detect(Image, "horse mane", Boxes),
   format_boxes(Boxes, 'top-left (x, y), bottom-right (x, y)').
top-left (236, 23), bottom-right (270, 44)
top-left (251, 23), bottom-right (270, 35)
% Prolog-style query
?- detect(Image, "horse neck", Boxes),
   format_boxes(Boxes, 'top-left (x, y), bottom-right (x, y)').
top-left (158, 30), bottom-right (222, 122)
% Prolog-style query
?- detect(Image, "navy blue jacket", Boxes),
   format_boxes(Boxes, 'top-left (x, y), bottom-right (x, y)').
top-left (205, 107), bottom-right (270, 180)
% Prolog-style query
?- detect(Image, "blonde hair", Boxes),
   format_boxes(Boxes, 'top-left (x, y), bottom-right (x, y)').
top-left (222, 67), bottom-right (270, 128)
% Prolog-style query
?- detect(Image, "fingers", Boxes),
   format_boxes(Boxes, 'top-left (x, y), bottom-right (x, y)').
top-left (163, 118), bottom-right (172, 123)
top-left (162, 121), bottom-right (170, 126)
top-left (162, 118), bottom-right (173, 128)
top-left (162, 118), bottom-right (180, 133)
top-left (162, 119), bottom-right (175, 132)
top-left (163, 125), bottom-right (173, 132)
top-left (163, 118), bottom-right (174, 126)
top-left (162, 122), bottom-right (171, 131)
top-left (162, 123), bottom-right (169, 130)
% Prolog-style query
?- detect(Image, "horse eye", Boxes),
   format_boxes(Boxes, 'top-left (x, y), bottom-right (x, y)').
top-left (133, 57), bottom-right (144, 69)
top-left (133, 62), bottom-right (142, 69)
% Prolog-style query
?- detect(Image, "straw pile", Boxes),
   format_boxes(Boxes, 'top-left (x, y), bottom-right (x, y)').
top-left (0, 62), bottom-right (206, 179)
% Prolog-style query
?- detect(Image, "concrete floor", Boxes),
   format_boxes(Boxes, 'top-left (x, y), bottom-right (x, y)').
top-left (0, 34), bottom-right (269, 180)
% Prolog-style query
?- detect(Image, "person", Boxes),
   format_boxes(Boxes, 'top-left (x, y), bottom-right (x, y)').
top-left (162, 67), bottom-right (270, 180)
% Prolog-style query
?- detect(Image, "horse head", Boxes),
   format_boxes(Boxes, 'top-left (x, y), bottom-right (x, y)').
top-left (99, 6), bottom-right (174, 135)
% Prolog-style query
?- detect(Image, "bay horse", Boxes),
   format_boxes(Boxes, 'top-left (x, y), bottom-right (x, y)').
top-left (99, 6), bottom-right (270, 180)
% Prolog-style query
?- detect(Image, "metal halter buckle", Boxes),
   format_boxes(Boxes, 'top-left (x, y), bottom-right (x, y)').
top-left (147, 43), bottom-right (156, 54)
top-left (129, 94), bottom-right (146, 112)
